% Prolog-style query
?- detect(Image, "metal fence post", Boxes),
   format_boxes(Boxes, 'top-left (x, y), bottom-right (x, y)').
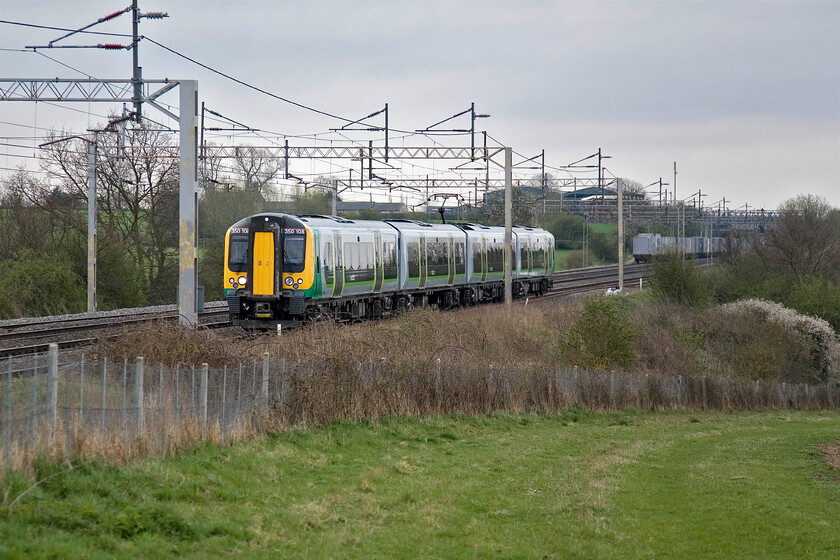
top-left (158, 364), bottom-right (164, 416)
top-left (46, 344), bottom-right (58, 442)
top-left (158, 364), bottom-right (164, 448)
top-left (30, 354), bottom-right (37, 449)
top-left (101, 357), bottom-right (107, 432)
top-left (261, 353), bottom-right (270, 412)
top-left (435, 358), bottom-right (442, 399)
top-left (221, 365), bottom-right (227, 440)
top-left (278, 358), bottom-right (286, 414)
top-left (121, 359), bottom-right (128, 438)
top-left (79, 353), bottom-right (85, 427)
top-left (677, 375), bottom-right (683, 406)
top-left (236, 363), bottom-right (243, 422)
top-left (191, 365), bottom-right (196, 416)
top-left (135, 357), bottom-right (144, 436)
top-left (199, 363), bottom-right (208, 430)
top-left (175, 364), bottom-right (180, 425)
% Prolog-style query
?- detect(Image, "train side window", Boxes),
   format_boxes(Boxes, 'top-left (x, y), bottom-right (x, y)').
top-left (383, 240), bottom-right (398, 280)
top-left (533, 239), bottom-right (545, 269)
top-left (323, 242), bottom-right (333, 283)
top-left (472, 242), bottom-right (482, 274)
top-left (454, 241), bottom-right (465, 275)
top-left (407, 241), bottom-right (420, 278)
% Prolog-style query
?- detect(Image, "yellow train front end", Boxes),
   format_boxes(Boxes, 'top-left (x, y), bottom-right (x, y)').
top-left (223, 213), bottom-right (316, 329)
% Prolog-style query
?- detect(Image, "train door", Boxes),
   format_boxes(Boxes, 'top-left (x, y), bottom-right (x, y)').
top-left (447, 236), bottom-right (455, 285)
top-left (332, 231), bottom-right (344, 297)
top-left (323, 235), bottom-right (334, 295)
top-left (480, 237), bottom-right (488, 282)
top-left (527, 240), bottom-right (533, 274)
top-left (419, 234), bottom-right (428, 288)
top-left (373, 232), bottom-right (384, 292)
top-left (252, 231), bottom-right (275, 296)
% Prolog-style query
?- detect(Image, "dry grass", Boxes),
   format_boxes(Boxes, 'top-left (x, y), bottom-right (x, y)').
top-left (5, 297), bottom-right (828, 475)
top-left (96, 304), bottom-right (581, 371)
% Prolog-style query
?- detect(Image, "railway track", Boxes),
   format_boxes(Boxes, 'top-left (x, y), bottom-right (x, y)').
top-left (0, 260), bottom-right (711, 357)
top-left (0, 303), bottom-right (230, 357)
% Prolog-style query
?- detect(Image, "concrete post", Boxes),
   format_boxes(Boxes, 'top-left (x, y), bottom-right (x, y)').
top-left (87, 141), bottom-right (97, 312)
top-left (178, 80), bottom-right (199, 326)
top-left (504, 147), bottom-right (513, 305)
top-left (617, 178), bottom-right (624, 292)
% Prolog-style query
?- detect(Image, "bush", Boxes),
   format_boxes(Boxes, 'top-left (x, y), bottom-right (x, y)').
top-left (631, 302), bottom-right (709, 377)
top-left (784, 276), bottom-right (840, 333)
top-left (649, 249), bottom-right (711, 307)
top-left (703, 299), bottom-right (840, 384)
top-left (589, 231), bottom-right (617, 264)
top-left (0, 250), bottom-right (86, 318)
top-left (561, 296), bottom-right (637, 371)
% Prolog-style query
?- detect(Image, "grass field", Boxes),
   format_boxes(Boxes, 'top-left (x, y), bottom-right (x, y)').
top-left (2, 409), bottom-right (838, 559)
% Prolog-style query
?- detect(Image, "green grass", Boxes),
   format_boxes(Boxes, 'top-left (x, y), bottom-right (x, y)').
top-left (589, 223), bottom-right (616, 235)
top-left (1, 410), bottom-right (839, 559)
top-left (554, 248), bottom-right (574, 267)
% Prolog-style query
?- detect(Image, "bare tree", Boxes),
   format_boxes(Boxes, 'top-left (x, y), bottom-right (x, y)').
top-left (40, 122), bottom-right (181, 304)
top-left (231, 146), bottom-right (285, 197)
top-left (485, 186), bottom-right (539, 227)
top-left (620, 179), bottom-right (646, 195)
top-left (761, 195), bottom-right (840, 280)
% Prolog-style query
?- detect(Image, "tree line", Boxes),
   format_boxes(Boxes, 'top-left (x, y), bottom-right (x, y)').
top-left (1, 122), bottom-right (837, 323)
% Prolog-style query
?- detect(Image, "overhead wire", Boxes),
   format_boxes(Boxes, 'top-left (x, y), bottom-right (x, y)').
top-left (142, 35), bottom-right (386, 129)
top-left (0, 19), bottom-right (132, 38)
top-left (1, 22), bottom-right (579, 199)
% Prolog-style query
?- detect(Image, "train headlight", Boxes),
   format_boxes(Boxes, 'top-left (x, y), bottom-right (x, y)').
top-left (237, 276), bottom-right (247, 285)
top-left (284, 276), bottom-right (294, 286)
top-left (228, 277), bottom-right (235, 285)
top-left (297, 278), bottom-right (303, 285)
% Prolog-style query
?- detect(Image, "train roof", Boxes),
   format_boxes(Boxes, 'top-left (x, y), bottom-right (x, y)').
top-left (229, 214), bottom-right (552, 238)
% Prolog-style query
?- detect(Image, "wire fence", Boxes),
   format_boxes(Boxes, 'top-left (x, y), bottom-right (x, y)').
top-left (2, 343), bottom-right (839, 472)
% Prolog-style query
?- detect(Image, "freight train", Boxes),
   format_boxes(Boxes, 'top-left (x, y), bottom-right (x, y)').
top-left (224, 213), bottom-right (555, 329)
top-left (632, 233), bottom-right (723, 262)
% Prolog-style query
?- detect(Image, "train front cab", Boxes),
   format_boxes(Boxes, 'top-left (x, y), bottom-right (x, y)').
top-left (225, 213), bottom-right (314, 329)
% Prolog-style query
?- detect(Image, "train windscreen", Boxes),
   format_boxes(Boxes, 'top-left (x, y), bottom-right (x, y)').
top-left (228, 231), bottom-right (249, 271)
top-left (283, 233), bottom-right (306, 272)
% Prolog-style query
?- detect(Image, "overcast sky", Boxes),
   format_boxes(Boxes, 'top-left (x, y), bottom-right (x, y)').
top-left (1, 0), bottom-right (838, 210)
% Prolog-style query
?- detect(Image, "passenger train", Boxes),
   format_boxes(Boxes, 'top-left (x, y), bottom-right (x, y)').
top-left (224, 213), bottom-right (555, 329)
